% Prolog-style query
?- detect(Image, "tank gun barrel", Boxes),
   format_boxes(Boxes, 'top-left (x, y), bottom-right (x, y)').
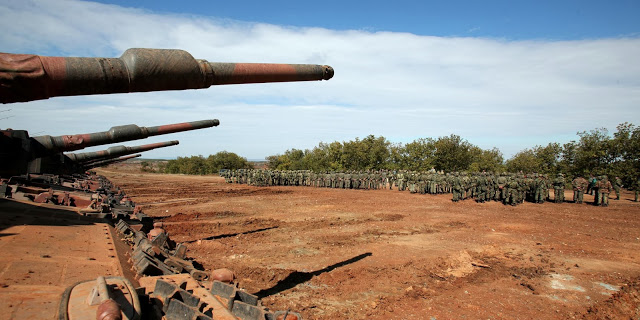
top-left (67, 140), bottom-right (179, 163)
top-left (83, 154), bottom-right (142, 169)
top-left (208, 63), bottom-right (333, 85)
top-left (32, 119), bottom-right (217, 154)
top-left (1, 48), bottom-right (334, 104)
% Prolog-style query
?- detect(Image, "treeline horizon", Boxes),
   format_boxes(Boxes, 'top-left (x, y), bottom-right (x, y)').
top-left (159, 123), bottom-right (639, 187)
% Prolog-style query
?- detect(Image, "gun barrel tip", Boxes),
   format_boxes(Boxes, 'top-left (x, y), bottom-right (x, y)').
top-left (212, 119), bottom-right (220, 126)
top-left (323, 65), bottom-right (334, 80)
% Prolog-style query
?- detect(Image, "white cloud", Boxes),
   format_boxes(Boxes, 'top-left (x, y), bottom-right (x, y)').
top-left (1, 0), bottom-right (639, 160)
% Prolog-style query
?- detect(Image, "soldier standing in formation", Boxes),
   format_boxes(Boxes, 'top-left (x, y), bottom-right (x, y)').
top-left (505, 174), bottom-right (519, 206)
top-left (596, 175), bottom-right (613, 207)
top-left (571, 176), bottom-right (588, 204)
top-left (397, 171), bottom-right (405, 191)
top-left (497, 173), bottom-right (507, 202)
top-left (452, 172), bottom-right (463, 202)
top-left (223, 169), bottom-right (630, 208)
top-left (588, 175), bottom-right (597, 195)
top-left (553, 174), bottom-right (565, 203)
top-left (613, 176), bottom-right (623, 200)
top-left (592, 176), bottom-right (600, 205)
top-left (476, 172), bottom-right (488, 203)
top-left (534, 174), bottom-right (548, 204)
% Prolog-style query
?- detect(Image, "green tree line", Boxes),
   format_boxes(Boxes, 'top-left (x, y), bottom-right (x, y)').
top-left (266, 134), bottom-right (505, 173)
top-left (161, 123), bottom-right (639, 187)
top-left (163, 151), bottom-right (251, 175)
top-left (266, 123), bottom-right (640, 187)
top-left (505, 123), bottom-right (640, 186)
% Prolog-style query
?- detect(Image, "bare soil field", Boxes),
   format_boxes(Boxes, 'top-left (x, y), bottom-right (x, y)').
top-left (101, 168), bottom-right (640, 320)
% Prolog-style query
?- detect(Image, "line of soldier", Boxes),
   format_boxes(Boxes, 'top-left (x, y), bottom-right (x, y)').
top-left (220, 169), bottom-right (391, 190)
top-left (221, 169), bottom-right (630, 206)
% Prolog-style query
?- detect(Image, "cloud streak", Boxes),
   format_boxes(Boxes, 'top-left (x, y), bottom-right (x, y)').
top-left (2, 0), bottom-right (639, 160)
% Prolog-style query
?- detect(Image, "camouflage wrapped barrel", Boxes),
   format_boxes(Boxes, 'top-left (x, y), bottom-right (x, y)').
top-left (0, 48), bottom-right (334, 103)
top-left (68, 140), bottom-right (180, 163)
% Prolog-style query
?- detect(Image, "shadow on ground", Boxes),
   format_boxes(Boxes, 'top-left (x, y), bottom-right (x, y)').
top-left (254, 252), bottom-right (373, 299)
top-left (0, 198), bottom-right (99, 232)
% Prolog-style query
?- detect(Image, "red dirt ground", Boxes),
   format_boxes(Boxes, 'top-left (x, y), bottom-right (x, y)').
top-left (101, 168), bottom-right (640, 320)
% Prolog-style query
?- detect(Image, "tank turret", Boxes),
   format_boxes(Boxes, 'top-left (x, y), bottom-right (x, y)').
top-left (67, 140), bottom-right (179, 163)
top-left (0, 48), bottom-right (334, 104)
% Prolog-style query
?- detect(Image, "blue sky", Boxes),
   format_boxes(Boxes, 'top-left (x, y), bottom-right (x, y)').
top-left (92, 0), bottom-right (640, 39)
top-left (1, 0), bottom-right (639, 161)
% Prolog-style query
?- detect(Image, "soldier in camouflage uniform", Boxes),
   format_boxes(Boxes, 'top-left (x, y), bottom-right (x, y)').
top-left (416, 172), bottom-right (425, 194)
top-left (408, 172), bottom-right (417, 193)
top-left (462, 173), bottom-right (472, 199)
top-left (437, 172), bottom-right (446, 194)
top-left (613, 176), bottom-right (623, 200)
top-left (533, 174), bottom-right (544, 204)
top-left (445, 173), bottom-right (453, 195)
top-left (553, 173), bottom-right (565, 203)
top-left (497, 173), bottom-right (507, 202)
top-left (527, 174), bottom-right (536, 202)
top-left (592, 176), bottom-right (601, 206)
top-left (515, 173), bottom-right (526, 204)
top-left (505, 174), bottom-right (518, 206)
top-left (452, 172), bottom-right (463, 202)
top-left (221, 169), bottom-right (231, 183)
top-left (344, 171), bottom-right (351, 189)
top-left (486, 173), bottom-right (496, 201)
top-left (476, 172), bottom-right (487, 203)
top-left (397, 171), bottom-right (405, 191)
top-left (571, 176), bottom-right (588, 204)
top-left (597, 175), bottom-right (613, 207)
top-left (468, 173), bottom-right (476, 200)
top-left (588, 175), bottom-right (597, 196)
